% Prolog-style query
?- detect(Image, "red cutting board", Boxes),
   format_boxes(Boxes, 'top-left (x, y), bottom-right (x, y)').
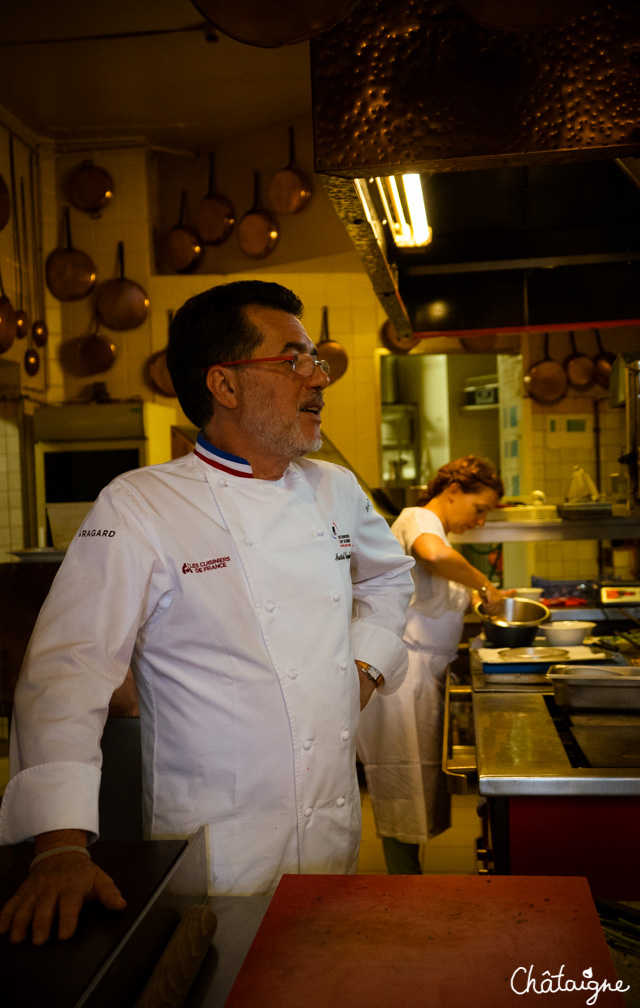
top-left (226, 874), bottom-right (625, 1007)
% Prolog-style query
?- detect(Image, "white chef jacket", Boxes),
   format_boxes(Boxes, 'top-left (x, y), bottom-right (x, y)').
top-left (357, 507), bottom-right (470, 842)
top-left (0, 435), bottom-right (413, 896)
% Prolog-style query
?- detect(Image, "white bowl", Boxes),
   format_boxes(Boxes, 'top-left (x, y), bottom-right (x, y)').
top-left (513, 587), bottom-right (543, 600)
top-left (542, 621), bottom-right (596, 647)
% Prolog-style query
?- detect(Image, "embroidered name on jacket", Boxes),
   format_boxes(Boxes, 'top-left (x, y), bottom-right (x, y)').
top-left (331, 522), bottom-right (352, 561)
top-left (182, 556), bottom-right (231, 573)
top-left (78, 529), bottom-right (116, 538)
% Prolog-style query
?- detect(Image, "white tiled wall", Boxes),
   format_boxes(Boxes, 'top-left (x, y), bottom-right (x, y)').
top-left (527, 406), bottom-right (627, 580)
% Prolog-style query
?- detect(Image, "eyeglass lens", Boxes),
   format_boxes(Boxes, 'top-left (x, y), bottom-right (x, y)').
top-left (294, 354), bottom-right (330, 376)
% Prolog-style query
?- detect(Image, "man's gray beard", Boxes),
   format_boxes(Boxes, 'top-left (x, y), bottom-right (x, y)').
top-left (242, 399), bottom-right (322, 459)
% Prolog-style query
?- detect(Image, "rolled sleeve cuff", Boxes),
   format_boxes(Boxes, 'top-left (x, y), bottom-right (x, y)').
top-left (351, 623), bottom-right (409, 696)
top-left (0, 762), bottom-right (101, 846)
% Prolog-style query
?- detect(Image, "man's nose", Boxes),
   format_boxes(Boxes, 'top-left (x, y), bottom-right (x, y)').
top-left (308, 364), bottom-right (331, 387)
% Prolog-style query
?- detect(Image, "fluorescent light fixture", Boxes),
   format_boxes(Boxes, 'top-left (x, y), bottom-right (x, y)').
top-left (356, 174), bottom-right (432, 248)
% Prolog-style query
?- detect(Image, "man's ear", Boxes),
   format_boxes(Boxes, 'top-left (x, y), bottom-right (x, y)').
top-left (205, 366), bottom-right (239, 409)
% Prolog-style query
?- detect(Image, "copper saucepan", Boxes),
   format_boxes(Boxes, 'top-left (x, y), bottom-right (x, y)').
top-left (0, 265), bottom-right (16, 353)
top-left (237, 171), bottom-right (279, 259)
top-left (524, 333), bottom-right (567, 404)
top-left (46, 206), bottom-right (97, 302)
top-left (563, 331), bottom-right (594, 390)
top-left (592, 329), bottom-right (616, 389)
top-left (318, 305), bottom-right (348, 383)
top-left (268, 126), bottom-right (312, 215)
top-left (96, 241), bottom-right (149, 330)
top-left (194, 152), bottom-right (235, 246)
top-left (68, 159), bottom-right (114, 217)
top-left (164, 190), bottom-right (203, 274)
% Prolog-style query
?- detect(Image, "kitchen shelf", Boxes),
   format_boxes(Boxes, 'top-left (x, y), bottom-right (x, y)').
top-left (450, 516), bottom-right (640, 544)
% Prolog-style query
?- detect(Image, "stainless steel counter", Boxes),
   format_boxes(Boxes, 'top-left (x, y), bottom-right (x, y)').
top-left (474, 690), bottom-right (640, 797)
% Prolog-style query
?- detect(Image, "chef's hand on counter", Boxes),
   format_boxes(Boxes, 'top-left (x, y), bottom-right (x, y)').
top-left (0, 829), bottom-right (126, 945)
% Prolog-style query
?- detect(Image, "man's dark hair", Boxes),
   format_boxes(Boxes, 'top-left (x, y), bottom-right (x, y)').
top-left (167, 280), bottom-right (304, 428)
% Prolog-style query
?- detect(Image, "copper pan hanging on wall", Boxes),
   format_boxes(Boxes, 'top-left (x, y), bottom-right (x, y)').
top-left (96, 241), bottom-right (149, 330)
top-left (524, 333), bottom-right (567, 404)
top-left (0, 265), bottom-right (16, 353)
top-left (45, 206), bottom-right (97, 301)
top-left (194, 152), bottom-right (235, 246)
top-left (268, 127), bottom-right (312, 215)
top-left (562, 331), bottom-right (594, 390)
top-left (237, 171), bottom-right (279, 259)
top-left (67, 159), bottom-right (114, 217)
top-left (164, 190), bottom-right (203, 274)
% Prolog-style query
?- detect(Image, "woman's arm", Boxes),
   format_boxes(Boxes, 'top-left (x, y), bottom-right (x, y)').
top-left (412, 532), bottom-right (508, 613)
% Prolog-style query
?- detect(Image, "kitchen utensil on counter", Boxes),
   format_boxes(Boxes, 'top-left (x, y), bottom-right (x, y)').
top-left (164, 190), bottom-right (203, 274)
top-left (317, 305), bottom-right (347, 383)
top-left (497, 647), bottom-right (570, 661)
top-left (96, 241), bottom-right (149, 330)
top-left (474, 596), bottom-right (551, 648)
top-left (194, 152), bottom-right (235, 246)
top-left (237, 171), bottom-right (279, 259)
top-left (46, 206), bottom-right (97, 301)
top-left (563, 331), bottom-right (594, 389)
top-left (592, 329), bottom-right (616, 389)
top-left (524, 333), bottom-right (567, 403)
top-left (67, 159), bottom-right (114, 216)
top-left (542, 621), bottom-right (596, 647)
top-left (0, 265), bottom-right (17, 352)
top-left (513, 587), bottom-right (543, 599)
top-left (268, 126), bottom-right (312, 215)
top-left (546, 664), bottom-right (640, 710)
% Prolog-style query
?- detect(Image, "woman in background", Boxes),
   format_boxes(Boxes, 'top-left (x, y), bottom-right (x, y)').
top-left (357, 455), bottom-right (512, 874)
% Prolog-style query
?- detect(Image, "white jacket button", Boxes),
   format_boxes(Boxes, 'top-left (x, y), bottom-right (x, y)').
top-left (341, 730), bottom-right (350, 741)
top-left (315, 527), bottom-right (325, 536)
top-left (244, 536), bottom-right (254, 546)
top-left (339, 661), bottom-right (349, 671)
top-left (303, 739), bottom-right (313, 750)
top-left (304, 807), bottom-right (313, 817)
top-left (265, 601), bottom-right (275, 612)
top-left (287, 669), bottom-right (298, 679)
top-left (336, 797), bottom-right (346, 807)
top-left (333, 592), bottom-right (341, 602)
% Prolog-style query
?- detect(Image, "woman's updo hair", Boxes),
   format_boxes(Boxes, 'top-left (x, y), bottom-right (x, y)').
top-left (417, 455), bottom-right (504, 506)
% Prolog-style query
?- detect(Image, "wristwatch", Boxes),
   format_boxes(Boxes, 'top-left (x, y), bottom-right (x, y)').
top-left (355, 660), bottom-right (384, 686)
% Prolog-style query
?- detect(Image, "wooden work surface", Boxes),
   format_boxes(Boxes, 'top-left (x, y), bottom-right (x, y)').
top-left (226, 874), bottom-right (626, 1007)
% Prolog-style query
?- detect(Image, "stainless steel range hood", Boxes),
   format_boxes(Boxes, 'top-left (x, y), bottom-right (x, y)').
top-left (310, 0), bottom-right (640, 338)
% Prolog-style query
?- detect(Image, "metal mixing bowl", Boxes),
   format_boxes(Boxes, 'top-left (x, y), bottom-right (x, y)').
top-left (474, 596), bottom-right (552, 648)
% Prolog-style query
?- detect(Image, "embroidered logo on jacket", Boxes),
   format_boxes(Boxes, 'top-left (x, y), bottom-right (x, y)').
top-left (78, 529), bottom-right (116, 538)
top-left (331, 522), bottom-right (352, 561)
top-left (182, 556), bottom-right (231, 573)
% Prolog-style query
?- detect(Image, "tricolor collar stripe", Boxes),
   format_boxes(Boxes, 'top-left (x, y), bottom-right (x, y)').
top-left (194, 434), bottom-right (254, 477)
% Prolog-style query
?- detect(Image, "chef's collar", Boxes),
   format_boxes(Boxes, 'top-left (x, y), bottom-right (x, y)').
top-left (194, 432), bottom-right (254, 478)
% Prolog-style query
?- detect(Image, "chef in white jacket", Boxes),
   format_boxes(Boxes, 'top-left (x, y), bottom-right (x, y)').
top-left (0, 280), bottom-right (413, 944)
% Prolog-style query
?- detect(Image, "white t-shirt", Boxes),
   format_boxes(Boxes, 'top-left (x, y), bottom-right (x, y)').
top-left (391, 506), bottom-right (471, 654)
